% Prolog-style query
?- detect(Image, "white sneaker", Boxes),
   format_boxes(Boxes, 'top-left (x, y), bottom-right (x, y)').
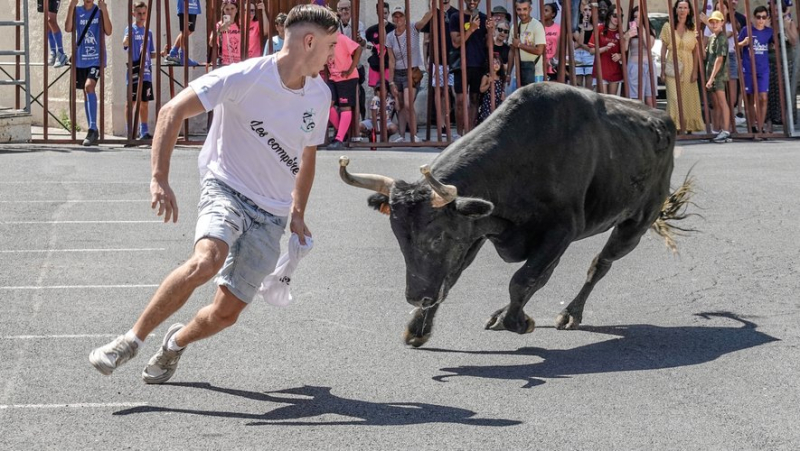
top-left (389, 134), bottom-right (404, 143)
top-left (712, 130), bottom-right (731, 143)
top-left (89, 335), bottom-right (139, 375)
top-left (141, 323), bottom-right (186, 384)
top-left (47, 53), bottom-right (56, 66)
top-left (735, 116), bottom-right (746, 126)
top-left (53, 53), bottom-right (68, 68)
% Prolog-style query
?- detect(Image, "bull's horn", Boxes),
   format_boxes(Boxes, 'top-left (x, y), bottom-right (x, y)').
top-left (420, 164), bottom-right (457, 206)
top-left (339, 156), bottom-right (394, 195)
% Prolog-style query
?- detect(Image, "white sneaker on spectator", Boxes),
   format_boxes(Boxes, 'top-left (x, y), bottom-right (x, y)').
top-left (735, 116), bottom-right (746, 126)
top-left (53, 53), bottom-right (68, 68)
top-left (712, 130), bottom-right (732, 143)
top-left (47, 53), bottom-right (56, 66)
top-left (389, 134), bottom-right (404, 143)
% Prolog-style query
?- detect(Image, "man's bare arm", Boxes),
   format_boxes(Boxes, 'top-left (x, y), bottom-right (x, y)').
top-left (290, 146), bottom-right (317, 245)
top-left (150, 87), bottom-right (206, 223)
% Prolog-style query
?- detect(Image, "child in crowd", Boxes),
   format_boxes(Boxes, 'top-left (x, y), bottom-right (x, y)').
top-left (123, 1), bottom-right (155, 140)
top-left (705, 11), bottom-right (731, 143)
top-left (326, 28), bottom-right (362, 150)
top-left (737, 5), bottom-right (774, 133)
top-left (476, 53), bottom-right (505, 125)
top-left (210, 0), bottom-right (267, 65)
top-left (65, 0), bottom-right (112, 146)
top-left (360, 82), bottom-right (398, 139)
top-left (264, 12), bottom-right (287, 55)
top-left (39, 0), bottom-right (69, 67)
top-left (164, 0), bottom-right (201, 66)
top-left (542, 2), bottom-right (561, 81)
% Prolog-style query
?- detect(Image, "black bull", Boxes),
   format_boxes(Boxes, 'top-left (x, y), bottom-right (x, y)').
top-left (340, 83), bottom-right (694, 347)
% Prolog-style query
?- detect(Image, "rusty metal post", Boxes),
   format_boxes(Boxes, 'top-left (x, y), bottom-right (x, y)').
top-left (692, 0), bottom-right (710, 134)
top-left (639, 0), bottom-right (658, 106)
top-left (182, 0), bottom-right (189, 142)
top-left (614, 0), bottom-right (628, 96)
top-left (769, 1), bottom-right (787, 135)
top-left (456, 0), bottom-right (468, 134)
top-left (743, 0), bottom-right (763, 136)
top-left (43, 0), bottom-right (50, 139)
top-left (378, 0), bottom-right (388, 143)
top-left (438, 0), bottom-right (452, 141)
top-left (591, 2), bottom-right (605, 94)
top-left (486, 0), bottom-right (495, 111)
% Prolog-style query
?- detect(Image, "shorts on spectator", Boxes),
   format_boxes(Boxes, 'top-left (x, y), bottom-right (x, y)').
top-left (37, 0), bottom-right (60, 13)
top-left (627, 62), bottom-right (653, 98)
top-left (728, 52), bottom-right (739, 79)
top-left (327, 78), bottom-right (358, 107)
top-left (129, 80), bottom-right (154, 101)
top-left (368, 68), bottom-right (390, 88)
top-left (431, 65), bottom-right (454, 87)
top-left (454, 67), bottom-right (483, 95)
top-left (743, 71), bottom-right (768, 94)
top-left (195, 178), bottom-right (287, 304)
top-left (573, 49), bottom-right (594, 76)
top-left (393, 68), bottom-right (417, 91)
top-left (178, 13), bottom-right (197, 32)
top-left (75, 66), bottom-right (101, 90)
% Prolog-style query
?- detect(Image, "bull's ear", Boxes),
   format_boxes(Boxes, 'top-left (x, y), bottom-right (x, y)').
top-left (454, 197), bottom-right (493, 219)
top-left (367, 193), bottom-right (392, 216)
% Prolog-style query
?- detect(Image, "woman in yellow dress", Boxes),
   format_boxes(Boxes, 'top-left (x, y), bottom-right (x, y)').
top-left (659, 0), bottom-right (705, 132)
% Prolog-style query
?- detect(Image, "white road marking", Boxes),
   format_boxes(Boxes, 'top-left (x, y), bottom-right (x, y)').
top-left (0, 200), bottom-right (148, 203)
top-left (0, 248), bottom-right (165, 253)
top-left (1, 334), bottom-right (155, 340)
top-left (1, 221), bottom-right (162, 224)
top-left (0, 402), bottom-right (148, 409)
top-left (0, 284), bottom-right (159, 290)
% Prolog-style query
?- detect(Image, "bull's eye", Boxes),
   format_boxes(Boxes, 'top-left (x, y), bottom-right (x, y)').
top-left (430, 232), bottom-right (445, 249)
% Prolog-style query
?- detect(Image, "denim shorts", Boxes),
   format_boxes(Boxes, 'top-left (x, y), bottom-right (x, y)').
top-left (195, 178), bottom-right (287, 303)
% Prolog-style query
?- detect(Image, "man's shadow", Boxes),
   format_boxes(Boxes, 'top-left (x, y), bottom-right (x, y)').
top-left (114, 384), bottom-right (520, 427)
top-left (425, 312), bottom-right (779, 388)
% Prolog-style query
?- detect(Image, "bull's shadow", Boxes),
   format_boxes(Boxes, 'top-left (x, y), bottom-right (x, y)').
top-left (427, 312), bottom-right (778, 388)
top-left (114, 383), bottom-right (520, 427)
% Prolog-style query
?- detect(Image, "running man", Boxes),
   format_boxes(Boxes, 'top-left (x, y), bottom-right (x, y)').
top-left (89, 4), bottom-right (338, 384)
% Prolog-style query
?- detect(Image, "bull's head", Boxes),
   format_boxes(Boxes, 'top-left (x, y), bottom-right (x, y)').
top-left (339, 156), bottom-right (494, 309)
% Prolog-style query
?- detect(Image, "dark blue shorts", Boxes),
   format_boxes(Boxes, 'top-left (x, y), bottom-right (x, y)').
top-left (743, 71), bottom-right (768, 94)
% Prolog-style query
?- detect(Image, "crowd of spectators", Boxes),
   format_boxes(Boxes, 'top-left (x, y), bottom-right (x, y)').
top-left (37, 0), bottom-right (800, 146)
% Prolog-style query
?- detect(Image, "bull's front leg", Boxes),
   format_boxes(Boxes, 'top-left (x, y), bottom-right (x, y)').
top-left (485, 230), bottom-right (572, 334)
top-left (404, 304), bottom-right (440, 347)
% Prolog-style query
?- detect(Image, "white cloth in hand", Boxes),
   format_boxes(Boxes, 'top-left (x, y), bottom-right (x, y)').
top-left (256, 233), bottom-right (313, 306)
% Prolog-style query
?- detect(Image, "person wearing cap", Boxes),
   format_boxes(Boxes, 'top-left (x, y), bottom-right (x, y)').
top-left (492, 6), bottom-right (511, 31)
top-left (701, 1), bottom-right (739, 129)
top-left (386, 4), bottom-right (433, 142)
top-left (705, 10), bottom-right (732, 143)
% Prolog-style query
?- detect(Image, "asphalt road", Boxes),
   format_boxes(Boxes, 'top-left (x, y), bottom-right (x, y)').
top-left (0, 139), bottom-right (798, 450)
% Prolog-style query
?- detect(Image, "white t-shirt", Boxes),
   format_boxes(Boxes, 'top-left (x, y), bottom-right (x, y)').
top-left (385, 24), bottom-right (423, 69)
top-left (190, 55), bottom-right (330, 216)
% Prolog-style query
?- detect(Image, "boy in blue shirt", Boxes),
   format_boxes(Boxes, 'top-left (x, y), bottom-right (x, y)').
top-left (65, 0), bottom-right (112, 146)
top-left (164, 0), bottom-right (201, 66)
top-left (124, 1), bottom-right (156, 139)
top-left (38, 0), bottom-right (69, 67)
top-left (737, 5), bottom-right (774, 133)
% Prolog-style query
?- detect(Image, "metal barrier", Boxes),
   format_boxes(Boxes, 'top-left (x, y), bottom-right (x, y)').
top-left (8, 0), bottom-right (800, 146)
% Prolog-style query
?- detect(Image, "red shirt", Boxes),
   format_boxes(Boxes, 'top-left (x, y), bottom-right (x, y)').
top-left (588, 25), bottom-right (623, 83)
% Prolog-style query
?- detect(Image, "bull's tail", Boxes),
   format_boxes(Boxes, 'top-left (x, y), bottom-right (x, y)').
top-left (651, 172), bottom-right (698, 254)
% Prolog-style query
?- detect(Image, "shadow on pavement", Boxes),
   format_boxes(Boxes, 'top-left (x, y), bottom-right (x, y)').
top-left (113, 383), bottom-right (521, 427)
top-left (422, 312), bottom-right (779, 388)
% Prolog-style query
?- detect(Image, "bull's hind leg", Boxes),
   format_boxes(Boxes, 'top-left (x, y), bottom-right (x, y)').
top-left (556, 219), bottom-right (651, 330)
top-left (404, 304), bottom-right (440, 348)
top-left (486, 230), bottom-right (573, 334)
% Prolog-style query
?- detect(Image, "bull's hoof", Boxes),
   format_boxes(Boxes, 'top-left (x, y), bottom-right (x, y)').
top-left (403, 328), bottom-right (431, 348)
top-left (485, 312), bottom-right (535, 334)
top-left (555, 310), bottom-right (582, 330)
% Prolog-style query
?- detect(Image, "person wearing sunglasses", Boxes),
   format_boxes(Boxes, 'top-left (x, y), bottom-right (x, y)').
top-left (737, 5), bottom-right (774, 133)
top-left (210, 0), bottom-right (269, 66)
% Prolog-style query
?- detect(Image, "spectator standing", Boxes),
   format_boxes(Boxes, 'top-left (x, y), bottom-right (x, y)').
top-left (420, 0), bottom-right (459, 139)
top-left (702, 1), bottom-right (741, 129)
top-left (588, 4), bottom-right (623, 94)
top-left (572, 2), bottom-right (595, 89)
top-left (65, 0), bottom-right (112, 146)
top-left (705, 11), bottom-right (732, 142)
top-left (88, 5), bottom-right (338, 384)
top-left (738, 5), bottom-right (774, 133)
top-left (365, 1), bottom-right (395, 88)
top-left (264, 12), bottom-right (287, 55)
top-left (660, 0), bottom-right (705, 132)
top-left (210, 0), bottom-right (267, 65)
top-left (542, 2), bottom-right (561, 81)
top-left (326, 29), bottom-right (362, 150)
top-left (493, 20), bottom-right (511, 75)
top-left (476, 53), bottom-right (505, 125)
top-left (39, 0), bottom-right (69, 67)
top-left (337, 0), bottom-right (367, 121)
top-left (491, 5), bottom-right (512, 31)
top-left (766, 2), bottom-right (797, 129)
top-left (164, 0), bottom-right (202, 66)
top-left (509, 0), bottom-right (546, 87)
top-left (387, 5), bottom-right (432, 142)
top-left (450, 0), bottom-right (492, 135)
top-left (123, 1), bottom-right (156, 139)
top-left (622, 5), bottom-right (656, 106)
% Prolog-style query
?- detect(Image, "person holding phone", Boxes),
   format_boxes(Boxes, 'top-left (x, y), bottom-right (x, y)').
top-left (622, 5), bottom-right (656, 106)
